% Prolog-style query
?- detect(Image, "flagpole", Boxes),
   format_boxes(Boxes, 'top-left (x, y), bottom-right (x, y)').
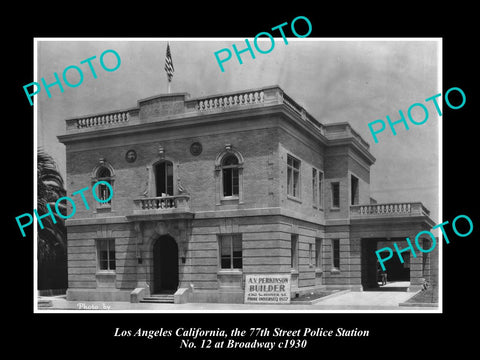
top-left (164, 42), bottom-right (174, 94)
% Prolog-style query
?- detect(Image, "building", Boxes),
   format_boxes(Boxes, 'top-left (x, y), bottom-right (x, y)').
top-left (57, 85), bottom-right (437, 304)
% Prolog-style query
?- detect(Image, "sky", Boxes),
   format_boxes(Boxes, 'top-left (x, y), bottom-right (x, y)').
top-left (36, 38), bottom-right (440, 221)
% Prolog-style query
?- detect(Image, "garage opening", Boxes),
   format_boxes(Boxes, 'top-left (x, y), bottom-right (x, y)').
top-left (361, 238), bottom-right (410, 291)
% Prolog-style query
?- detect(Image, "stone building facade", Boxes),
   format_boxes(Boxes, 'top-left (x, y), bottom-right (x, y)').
top-left (57, 85), bottom-right (437, 303)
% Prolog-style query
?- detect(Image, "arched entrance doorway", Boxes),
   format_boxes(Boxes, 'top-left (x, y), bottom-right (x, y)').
top-left (153, 234), bottom-right (179, 294)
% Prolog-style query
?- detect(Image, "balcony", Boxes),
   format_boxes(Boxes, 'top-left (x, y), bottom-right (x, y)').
top-left (129, 195), bottom-right (194, 220)
top-left (350, 202), bottom-right (430, 220)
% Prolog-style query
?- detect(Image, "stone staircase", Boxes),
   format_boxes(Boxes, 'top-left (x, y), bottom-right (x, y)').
top-left (37, 299), bottom-right (53, 308)
top-left (139, 294), bottom-right (175, 304)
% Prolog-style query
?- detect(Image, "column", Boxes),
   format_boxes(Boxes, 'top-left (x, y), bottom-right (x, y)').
top-left (407, 233), bottom-right (424, 290)
top-left (134, 222), bottom-right (150, 296)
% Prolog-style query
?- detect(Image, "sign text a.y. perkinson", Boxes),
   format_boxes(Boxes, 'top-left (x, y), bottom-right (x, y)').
top-left (244, 274), bottom-right (291, 304)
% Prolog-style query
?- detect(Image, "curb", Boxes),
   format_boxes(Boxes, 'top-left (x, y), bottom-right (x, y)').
top-left (399, 302), bottom-right (439, 307)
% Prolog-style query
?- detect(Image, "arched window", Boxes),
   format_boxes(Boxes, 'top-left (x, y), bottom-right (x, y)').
top-left (96, 166), bottom-right (113, 205)
top-left (92, 159), bottom-right (115, 209)
top-left (221, 154), bottom-right (239, 197)
top-left (214, 146), bottom-right (244, 204)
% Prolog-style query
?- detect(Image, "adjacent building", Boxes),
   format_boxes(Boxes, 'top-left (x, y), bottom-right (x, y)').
top-left (57, 85), bottom-right (437, 304)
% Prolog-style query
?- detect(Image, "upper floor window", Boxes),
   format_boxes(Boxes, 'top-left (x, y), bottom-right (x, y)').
top-left (214, 146), bottom-right (244, 204)
top-left (331, 182), bottom-right (340, 208)
top-left (318, 171), bottom-right (324, 209)
top-left (312, 168), bottom-right (324, 209)
top-left (222, 154), bottom-right (239, 198)
top-left (351, 175), bottom-right (359, 205)
top-left (287, 155), bottom-right (301, 198)
top-left (96, 167), bottom-right (112, 203)
top-left (155, 160), bottom-right (174, 196)
top-left (93, 160), bottom-right (115, 208)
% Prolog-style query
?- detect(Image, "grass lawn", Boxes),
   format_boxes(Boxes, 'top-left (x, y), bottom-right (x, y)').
top-left (405, 285), bottom-right (438, 304)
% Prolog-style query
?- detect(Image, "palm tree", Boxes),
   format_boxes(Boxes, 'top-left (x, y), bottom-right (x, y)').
top-left (37, 148), bottom-right (67, 290)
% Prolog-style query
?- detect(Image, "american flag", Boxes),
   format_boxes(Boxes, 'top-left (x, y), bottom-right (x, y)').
top-left (164, 43), bottom-right (174, 82)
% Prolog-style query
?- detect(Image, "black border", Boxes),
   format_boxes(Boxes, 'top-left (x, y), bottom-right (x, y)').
top-left (9, 6), bottom-right (478, 353)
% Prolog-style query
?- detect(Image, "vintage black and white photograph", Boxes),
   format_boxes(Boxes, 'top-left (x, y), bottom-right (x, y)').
top-left (33, 38), bottom-right (442, 313)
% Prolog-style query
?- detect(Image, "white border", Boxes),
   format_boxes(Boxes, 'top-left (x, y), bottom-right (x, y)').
top-left (33, 37), bottom-right (442, 314)
top-left (33, 39), bottom-right (39, 311)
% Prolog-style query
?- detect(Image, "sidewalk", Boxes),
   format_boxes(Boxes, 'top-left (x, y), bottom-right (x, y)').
top-left (313, 290), bottom-right (415, 308)
top-left (37, 290), bottom-right (438, 312)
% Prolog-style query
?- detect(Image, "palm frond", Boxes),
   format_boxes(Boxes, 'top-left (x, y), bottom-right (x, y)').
top-left (36, 148), bottom-right (67, 262)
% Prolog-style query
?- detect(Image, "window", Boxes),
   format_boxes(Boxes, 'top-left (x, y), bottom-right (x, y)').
top-left (315, 238), bottom-right (322, 268)
top-left (331, 182), bottom-right (340, 208)
top-left (309, 243), bottom-right (314, 266)
top-left (219, 234), bottom-right (242, 269)
top-left (96, 166), bottom-right (113, 205)
top-left (92, 160), bottom-right (115, 209)
top-left (318, 171), bottom-right (324, 209)
top-left (222, 154), bottom-right (240, 197)
top-left (351, 175), bottom-right (359, 205)
top-left (97, 239), bottom-right (116, 271)
top-left (332, 239), bottom-right (340, 269)
top-left (215, 147), bottom-right (244, 203)
top-left (287, 155), bottom-right (301, 198)
top-left (155, 161), bottom-right (174, 196)
top-left (312, 169), bottom-right (324, 209)
top-left (291, 234), bottom-right (299, 270)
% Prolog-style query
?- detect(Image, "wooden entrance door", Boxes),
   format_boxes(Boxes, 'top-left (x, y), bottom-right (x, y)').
top-left (153, 235), bottom-right (179, 293)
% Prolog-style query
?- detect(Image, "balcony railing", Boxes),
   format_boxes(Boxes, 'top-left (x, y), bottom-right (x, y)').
top-left (350, 202), bottom-right (430, 218)
top-left (132, 195), bottom-right (190, 213)
top-left (195, 90), bottom-right (265, 111)
top-left (66, 110), bottom-right (131, 130)
top-left (62, 86), bottom-right (373, 149)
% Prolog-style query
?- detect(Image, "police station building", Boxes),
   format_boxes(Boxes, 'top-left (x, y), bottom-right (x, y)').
top-left (58, 85), bottom-right (437, 304)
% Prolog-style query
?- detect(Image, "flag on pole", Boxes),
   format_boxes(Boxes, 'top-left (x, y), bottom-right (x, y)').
top-left (164, 43), bottom-right (174, 83)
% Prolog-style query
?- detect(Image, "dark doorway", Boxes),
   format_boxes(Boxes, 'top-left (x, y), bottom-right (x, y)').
top-left (384, 256), bottom-right (410, 281)
top-left (153, 235), bottom-right (179, 294)
top-left (361, 239), bottom-right (379, 289)
top-left (361, 238), bottom-right (410, 291)
top-left (155, 161), bottom-right (174, 196)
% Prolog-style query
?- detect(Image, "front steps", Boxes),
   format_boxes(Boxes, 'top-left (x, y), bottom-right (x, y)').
top-left (139, 294), bottom-right (175, 304)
